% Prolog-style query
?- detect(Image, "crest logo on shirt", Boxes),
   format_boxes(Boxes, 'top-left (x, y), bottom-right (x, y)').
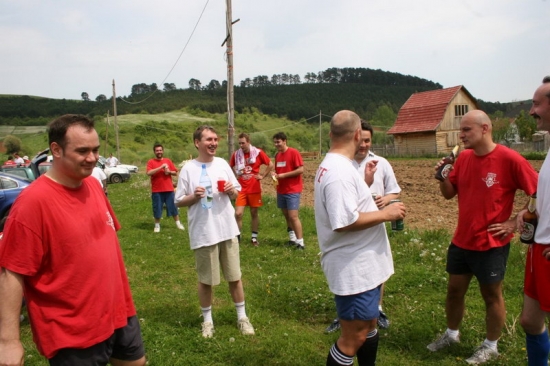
top-left (482, 173), bottom-right (499, 188)
top-left (106, 211), bottom-right (115, 230)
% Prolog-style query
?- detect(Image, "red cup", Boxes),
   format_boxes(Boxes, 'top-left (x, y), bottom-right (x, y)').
top-left (217, 180), bottom-right (226, 192)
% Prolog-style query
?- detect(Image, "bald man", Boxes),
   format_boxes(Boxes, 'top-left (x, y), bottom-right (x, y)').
top-left (428, 110), bottom-right (538, 364)
top-left (314, 110), bottom-right (405, 366)
top-left (518, 76), bottom-right (550, 366)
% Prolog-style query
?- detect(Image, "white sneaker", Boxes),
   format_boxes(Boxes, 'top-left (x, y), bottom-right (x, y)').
top-left (176, 223), bottom-right (185, 230)
top-left (237, 317), bottom-right (255, 335)
top-left (201, 321), bottom-right (214, 338)
top-left (154, 226), bottom-right (160, 233)
top-left (427, 332), bottom-right (460, 352)
top-left (465, 344), bottom-right (499, 364)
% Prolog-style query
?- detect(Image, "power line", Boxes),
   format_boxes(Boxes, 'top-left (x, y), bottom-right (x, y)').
top-left (119, 0), bottom-right (211, 105)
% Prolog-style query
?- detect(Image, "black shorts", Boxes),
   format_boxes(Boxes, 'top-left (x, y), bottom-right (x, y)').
top-left (49, 316), bottom-right (145, 366)
top-left (446, 243), bottom-right (510, 284)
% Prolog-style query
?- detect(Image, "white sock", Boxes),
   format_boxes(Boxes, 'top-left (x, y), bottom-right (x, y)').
top-left (295, 238), bottom-right (304, 247)
top-left (289, 230), bottom-right (297, 242)
top-left (483, 338), bottom-right (498, 350)
top-left (378, 305), bottom-right (383, 312)
top-left (176, 220), bottom-right (182, 226)
top-left (201, 306), bottom-right (213, 323)
top-left (154, 223), bottom-right (160, 228)
top-left (446, 328), bottom-right (459, 339)
top-left (235, 301), bottom-right (247, 320)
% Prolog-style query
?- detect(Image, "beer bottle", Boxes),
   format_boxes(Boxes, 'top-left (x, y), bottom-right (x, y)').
top-left (435, 145), bottom-right (460, 181)
top-left (520, 194), bottom-right (537, 244)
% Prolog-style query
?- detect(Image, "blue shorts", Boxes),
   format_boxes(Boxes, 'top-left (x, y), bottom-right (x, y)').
top-left (335, 286), bottom-right (381, 321)
top-left (152, 191), bottom-right (179, 219)
top-left (49, 316), bottom-right (145, 366)
top-left (276, 193), bottom-right (301, 210)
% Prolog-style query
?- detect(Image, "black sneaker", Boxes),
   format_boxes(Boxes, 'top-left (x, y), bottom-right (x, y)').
top-left (377, 310), bottom-right (390, 329)
top-left (286, 240), bottom-right (297, 246)
top-left (324, 319), bottom-right (340, 334)
top-left (296, 244), bottom-right (305, 250)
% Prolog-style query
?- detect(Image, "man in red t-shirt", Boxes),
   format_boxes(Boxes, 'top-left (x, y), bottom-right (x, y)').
top-left (272, 132), bottom-right (305, 249)
top-left (0, 114), bottom-right (146, 365)
top-left (146, 144), bottom-right (185, 233)
top-left (428, 110), bottom-right (538, 364)
top-left (230, 133), bottom-right (273, 246)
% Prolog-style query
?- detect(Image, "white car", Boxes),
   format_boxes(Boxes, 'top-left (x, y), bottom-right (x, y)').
top-left (99, 156), bottom-right (138, 173)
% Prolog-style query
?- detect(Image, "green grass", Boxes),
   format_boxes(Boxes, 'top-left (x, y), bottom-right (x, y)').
top-left (18, 173), bottom-right (531, 365)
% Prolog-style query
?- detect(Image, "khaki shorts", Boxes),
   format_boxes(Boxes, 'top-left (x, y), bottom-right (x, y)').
top-left (194, 238), bottom-right (242, 285)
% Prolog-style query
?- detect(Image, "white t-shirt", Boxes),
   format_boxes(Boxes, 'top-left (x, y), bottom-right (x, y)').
top-left (107, 156), bottom-right (119, 167)
top-left (354, 152), bottom-right (401, 196)
top-left (314, 152), bottom-right (394, 296)
top-left (14, 157), bottom-right (25, 165)
top-left (91, 167), bottom-right (107, 188)
top-left (175, 158), bottom-right (241, 250)
top-left (535, 154), bottom-right (550, 244)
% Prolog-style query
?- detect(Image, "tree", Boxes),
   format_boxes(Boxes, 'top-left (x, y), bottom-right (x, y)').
top-left (81, 92), bottom-right (90, 101)
top-left (188, 79), bottom-right (202, 90)
top-left (515, 110), bottom-right (537, 141)
top-left (2, 135), bottom-right (22, 154)
top-left (95, 94), bottom-right (107, 102)
top-left (163, 83), bottom-right (177, 92)
top-left (206, 80), bottom-right (221, 90)
top-left (371, 105), bottom-right (396, 128)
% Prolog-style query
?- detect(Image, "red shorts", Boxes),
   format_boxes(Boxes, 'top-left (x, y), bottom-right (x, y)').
top-left (235, 192), bottom-right (263, 208)
top-left (524, 243), bottom-right (550, 312)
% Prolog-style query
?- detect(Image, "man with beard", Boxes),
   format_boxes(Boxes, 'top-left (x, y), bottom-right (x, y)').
top-left (175, 125), bottom-right (255, 339)
top-left (146, 143), bottom-right (184, 232)
top-left (518, 76), bottom-right (550, 366)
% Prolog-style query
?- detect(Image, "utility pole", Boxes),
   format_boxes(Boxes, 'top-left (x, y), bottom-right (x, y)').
top-left (319, 110), bottom-right (322, 156)
top-left (224, 0), bottom-right (238, 158)
top-left (104, 110), bottom-right (110, 157)
top-left (112, 79), bottom-right (120, 160)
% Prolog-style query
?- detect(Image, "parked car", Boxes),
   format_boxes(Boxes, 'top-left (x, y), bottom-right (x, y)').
top-left (0, 172), bottom-right (31, 220)
top-left (99, 156), bottom-right (138, 173)
top-left (0, 162), bottom-right (51, 181)
top-left (97, 162), bottom-right (131, 184)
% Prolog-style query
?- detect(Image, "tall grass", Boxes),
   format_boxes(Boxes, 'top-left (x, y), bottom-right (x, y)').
top-left (19, 173), bottom-right (530, 365)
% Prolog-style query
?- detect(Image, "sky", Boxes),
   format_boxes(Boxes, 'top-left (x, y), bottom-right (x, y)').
top-left (1, 0), bottom-right (549, 104)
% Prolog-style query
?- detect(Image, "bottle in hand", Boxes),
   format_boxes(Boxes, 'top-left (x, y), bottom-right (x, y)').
top-left (520, 193), bottom-right (537, 244)
top-left (435, 145), bottom-right (459, 181)
top-left (199, 164), bottom-right (213, 209)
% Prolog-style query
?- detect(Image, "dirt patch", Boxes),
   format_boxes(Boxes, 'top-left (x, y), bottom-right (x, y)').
top-left (263, 158), bottom-right (543, 232)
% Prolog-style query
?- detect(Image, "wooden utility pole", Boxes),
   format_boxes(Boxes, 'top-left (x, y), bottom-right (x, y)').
top-left (225, 0), bottom-right (235, 158)
top-left (112, 79), bottom-right (120, 160)
top-left (319, 110), bottom-right (322, 156)
top-left (104, 110), bottom-right (110, 157)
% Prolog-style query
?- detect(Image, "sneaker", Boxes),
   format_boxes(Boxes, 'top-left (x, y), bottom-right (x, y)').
top-left (251, 237), bottom-right (259, 247)
top-left (201, 321), bottom-right (215, 338)
top-left (324, 318), bottom-right (341, 334)
top-left (465, 344), bottom-right (499, 365)
top-left (20, 314), bottom-right (25, 323)
top-left (154, 226), bottom-right (160, 233)
top-left (176, 223), bottom-right (185, 230)
top-left (296, 244), bottom-right (305, 250)
top-left (286, 240), bottom-right (297, 247)
top-left (377, 310), bottom-right (390, 329)
top-left (427, 332), bottom-right (460, 352)
top-left (237, 317), bottom-right (255, 335)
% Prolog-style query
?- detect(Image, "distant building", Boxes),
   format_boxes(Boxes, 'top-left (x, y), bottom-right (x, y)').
top-left (387, 86), bottom-right (478, 155)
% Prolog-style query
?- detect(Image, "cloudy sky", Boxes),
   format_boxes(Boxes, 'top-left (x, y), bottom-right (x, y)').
top-left (1, 0), bottom-right (548, 103)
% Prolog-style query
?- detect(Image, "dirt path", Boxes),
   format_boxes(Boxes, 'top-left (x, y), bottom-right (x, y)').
top-left (262, 158), bottom-right (542, 232)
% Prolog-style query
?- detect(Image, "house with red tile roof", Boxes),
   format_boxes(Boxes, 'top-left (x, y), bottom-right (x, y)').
top-left (387, 86), bottom-right (478, 155)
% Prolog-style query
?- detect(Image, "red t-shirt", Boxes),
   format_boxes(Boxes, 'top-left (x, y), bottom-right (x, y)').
top-left (0, 176), bottom-right (136, 358)
top-left (275, 147), bottom-right (303, 194)
top-left (147, 158), bottom-right (177, 192)
top-left (230, 149), bottom-right (271, 194)
top-left (449, 145), bottom-right (538, 251)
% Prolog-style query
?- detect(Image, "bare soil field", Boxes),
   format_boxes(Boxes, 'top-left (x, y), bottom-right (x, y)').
top-left (262, 158), bottom-right (543, 232)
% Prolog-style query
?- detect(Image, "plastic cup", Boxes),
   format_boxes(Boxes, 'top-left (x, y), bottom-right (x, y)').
top-left (217, 180), bottom-right (226, 192)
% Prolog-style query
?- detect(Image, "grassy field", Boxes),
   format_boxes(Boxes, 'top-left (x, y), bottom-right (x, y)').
top-left (18, 172), bottom-right (531, 365)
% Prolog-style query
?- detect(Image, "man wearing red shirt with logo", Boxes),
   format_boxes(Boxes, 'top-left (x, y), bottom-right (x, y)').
top-left (272, 132), bottom-right (305, 250)
top-left (146, 143), bottom-right (185, 233)
top-left (230, 133), bottom-right (273, 246)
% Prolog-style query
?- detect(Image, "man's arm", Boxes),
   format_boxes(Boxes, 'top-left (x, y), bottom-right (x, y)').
top-left (335, 201), bottom-right (406, 232)
top-left (146, 163), bottom-right (167, 176)
top-left (275, 166), bottom-right (303, 180)
top-left (258, 161), bottom-right (274, 180)
top-left (435, 158), bottom-right (457, 199)
top-left (0, 268), bottom-right (25, 366)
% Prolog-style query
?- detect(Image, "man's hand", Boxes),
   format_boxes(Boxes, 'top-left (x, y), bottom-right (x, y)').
top-left (364, 160), bottom-right (377, 187)
top-left (381, 201), bottom-right (406, 222)
top-left (487, 219), bottom-right (517, 239)
top-left (0, 339), bottom-right (25, 366)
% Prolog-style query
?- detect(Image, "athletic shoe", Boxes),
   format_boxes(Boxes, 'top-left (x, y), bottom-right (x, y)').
top-left (153, 226), bottom-right (160, 233)
top-left (20, 315), bottom-right (25, 323)
top-left (296, 244), bottom-right (305, 250)
top-left (286, 240), bottom-right (297, 247)
top-left (176, 223), bottom-right (185, 230)
top-left (237, 317), bottom-right (255, 335)
top-left (377, 310), bottom-right (390, 329)
top-left (251, 237), bottom-right (259, 247)
top-left (201, 321), bottom-right (214, 338)
top-left (427, 332), bottom-right (460, 352)
top-left (324, 318), bottom-right (341, 334)
top-left (465, 344), bottom-right (499, 364)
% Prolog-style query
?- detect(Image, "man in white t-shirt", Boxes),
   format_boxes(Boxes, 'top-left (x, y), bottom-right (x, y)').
top-left (325, 119), bottom-right (401, 334)
top-left (91, 166), bottom-right (108, 195)
top-left (175, 125), bottom-right (255, 339)
top-left (314, 110), bottom-right (406, 366)
top-left (106, 153), bottom-right (119, 167)
top-left (13, 153), bottom-right (25, 165)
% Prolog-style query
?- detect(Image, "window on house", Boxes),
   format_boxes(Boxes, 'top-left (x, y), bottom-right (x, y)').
top-left (454, 105), bottom-right (469, 117)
